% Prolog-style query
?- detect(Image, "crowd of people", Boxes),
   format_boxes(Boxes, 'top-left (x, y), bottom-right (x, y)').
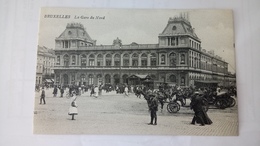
top-left (36, 83), bottom-right (236, 124)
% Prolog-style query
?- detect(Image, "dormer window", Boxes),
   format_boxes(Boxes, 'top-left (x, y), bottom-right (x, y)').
top-left (172, 26), bottom-right (176, 30)
top-left (68, 31), bottom-right (72, 35)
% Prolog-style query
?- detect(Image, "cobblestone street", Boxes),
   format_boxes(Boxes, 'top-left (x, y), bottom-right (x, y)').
top-left (34, 89), bottom-right (238, 136)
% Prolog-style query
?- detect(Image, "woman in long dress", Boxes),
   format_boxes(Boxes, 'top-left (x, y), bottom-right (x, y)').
top-left (68, 92), bottom-right (78, 120)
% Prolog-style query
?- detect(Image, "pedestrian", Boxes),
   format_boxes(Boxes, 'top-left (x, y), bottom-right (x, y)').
top-left (148, 92), bottom-right (158, 125)
top-left (40, 88), bottom-right (46, 104)
top-left (190, 92), bottom-right (212, 126)
top-left (53, 86), bottom-right (58, 97)
top-left (90, 85), bottom-right (94, 96)
top-left (68, 91), bottom-right (78, 120)
top-left (94, 85), bottom-right (99, 98)
top-left (60, 87), bottom-right (64, 98)
top-left (99, 84), bottom-right (102, 96)
top-left (124, 85), bottom-right (129, 97)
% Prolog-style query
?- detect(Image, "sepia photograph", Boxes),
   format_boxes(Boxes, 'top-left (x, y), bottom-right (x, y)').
top-left (34, 8), bottom-right (238, 136)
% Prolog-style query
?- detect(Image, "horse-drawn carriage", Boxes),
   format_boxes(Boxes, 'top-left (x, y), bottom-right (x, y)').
top-left (166, 90), bottom-right (236, 113)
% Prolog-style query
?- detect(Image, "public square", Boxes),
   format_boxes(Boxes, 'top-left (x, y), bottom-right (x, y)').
top-left (33, 88), bottom-right (238, 136)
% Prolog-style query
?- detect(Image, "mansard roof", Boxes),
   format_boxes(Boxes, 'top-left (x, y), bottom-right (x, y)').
top-left (56, 23), bottom-right (95, 42)
top-left (159, 17), bottom-right (200, 41)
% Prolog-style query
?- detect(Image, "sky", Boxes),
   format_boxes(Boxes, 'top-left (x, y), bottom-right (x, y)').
top-left (38, 8), bottom-right (236, 73)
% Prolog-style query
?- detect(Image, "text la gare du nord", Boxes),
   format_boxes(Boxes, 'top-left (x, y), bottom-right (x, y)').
top-left (44, 14), bottom-right (105, 20)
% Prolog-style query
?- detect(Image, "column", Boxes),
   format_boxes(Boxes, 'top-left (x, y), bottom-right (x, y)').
top-left (138, 54), bottom-right (141, 66)
top-left (129, 55), bottom-right (132, 66)
top-left (111, 55), bottom-right (114, 66)
top-left (103, 55), bottom-right (106, 67)
top-left (120, 54), bottom-right (123, 66)
top-left (77, 54), bottom-right (80, 65)
top-left (86, 55), bottom-right (89, 67)
top-left (147, 53), bottom-right (151, 66)
top-left (94, 55), bottom-right (97, 67)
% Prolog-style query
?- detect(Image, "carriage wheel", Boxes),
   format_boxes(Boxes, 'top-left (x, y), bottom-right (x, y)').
top-left (167, 102), bottom-right (180, 113)
top-left (215, 99), bottom-right (226, 109)
top-left (228, 97), bottom-right (236, 107)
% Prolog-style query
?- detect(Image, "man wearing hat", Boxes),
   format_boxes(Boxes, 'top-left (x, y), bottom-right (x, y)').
top-left (40, 87), bottom-right (46, 104)
top-left (148, 92), bottom-right (159, 125)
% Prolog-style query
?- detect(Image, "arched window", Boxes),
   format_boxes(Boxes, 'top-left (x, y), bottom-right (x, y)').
top-left (80, 74), bottom-right (86, 81)
top-left (132, 53), bottom-right (138, 66)
top-left (141, 53), bottom-right (147, 66)
top-left (122, 74), bottom-right (128, 83)
top-left (89, 54), bottom-right (95, 66)
top-left (150, 53), bottom-right (157, 66)
top-left (181, 54), bottom-right (185, 64)
top-left (114, 54), bottom-right (120, 66)
top-left (63, 74), bottom-right (69, 85)
top-left (97, 54), bottom-right (103, 66)
top-left (81, 54), bottom-right (87, 66)
top-left (172, 26), bottom-right (177, 30)
top-left (169, 75), bottom-right (177, 83)
top-left (113, 74), bottom-right (120, 85)
top-left (106, 54), bottom-right (112, 66)
top-left (169, 53), bottom-right (176, 67)
top-left (71, 55), bottom-right (76, 65)
top-left (63, 54), bottom-right (69, 66)
top-left (97, 74), bottom-right (102, 84)
top-left (123, 53), bottom-right (129, 66)
top-left (161, 54), bottom-right (165, 64)
top-left (105, 74), bottom-right (111, 84)
top-left (89, 74), bottom-right (94, 85)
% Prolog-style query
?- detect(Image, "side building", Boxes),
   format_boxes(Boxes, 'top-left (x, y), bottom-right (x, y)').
top-left (36, 45), bottom-right (55, 86)
top-left (53, 17), bottom-right (233, 88)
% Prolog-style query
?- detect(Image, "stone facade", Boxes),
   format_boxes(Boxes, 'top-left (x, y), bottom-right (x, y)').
top-left (53, 16), bottom-right (233, 87)
top-left (36, 46), bottom-right (55, 85)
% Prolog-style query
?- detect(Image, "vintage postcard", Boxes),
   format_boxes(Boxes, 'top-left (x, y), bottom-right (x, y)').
top-left (34, 8), bottom-right (238, 136)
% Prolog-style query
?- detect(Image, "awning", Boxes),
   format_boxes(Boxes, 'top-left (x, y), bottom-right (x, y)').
top-left (45, 79), bottom-right (53, 83)
top-left (128, 74), bottom-right (151, 79)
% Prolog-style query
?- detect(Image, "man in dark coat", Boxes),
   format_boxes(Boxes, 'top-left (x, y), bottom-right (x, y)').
top-left (190, 92), bottom-right (212, 126)
top-left (53, 86), bottom-right (58, 97)
top-left (148, 93), bottom-right (159, 125)
top-left (60, 87), bottom-right (64, 97)
top-left (40, 88), bottom-right (46, 104)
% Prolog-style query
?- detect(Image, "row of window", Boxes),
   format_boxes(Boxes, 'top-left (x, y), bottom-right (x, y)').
top-left (56, 53), bottom-right (186, 66)
top-left (36, 65), bottom-right (53, 74)
top-left (190, 39), bottom-right (200, 50)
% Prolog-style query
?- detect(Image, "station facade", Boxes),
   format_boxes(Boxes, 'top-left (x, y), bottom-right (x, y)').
top-left (53, 16), bottom-right (233, 87)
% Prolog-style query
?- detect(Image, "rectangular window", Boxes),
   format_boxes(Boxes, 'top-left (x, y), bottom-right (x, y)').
top-left (64, 41), bottom-right (69, 48)
top-left (106, 60), bottom-right (111, 66)
top-left (115, 61), bottom-right (120, 66)
top-left (89, 59), bottom-right (94, 66)
top-left (81, 59), bottom-right (86, 66)
top-left (72, 58), bottom-right (76, 65)
top-left (132, 60), bottom-right (138, 66)
top-left (123, 60), bottom-right (129, 66)
top-left (151, 59), bottom-right (156, 66)
top-left (141, 60), bottom-right (147, 66)
top-left (97, 61), bottom-right (101, 66)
